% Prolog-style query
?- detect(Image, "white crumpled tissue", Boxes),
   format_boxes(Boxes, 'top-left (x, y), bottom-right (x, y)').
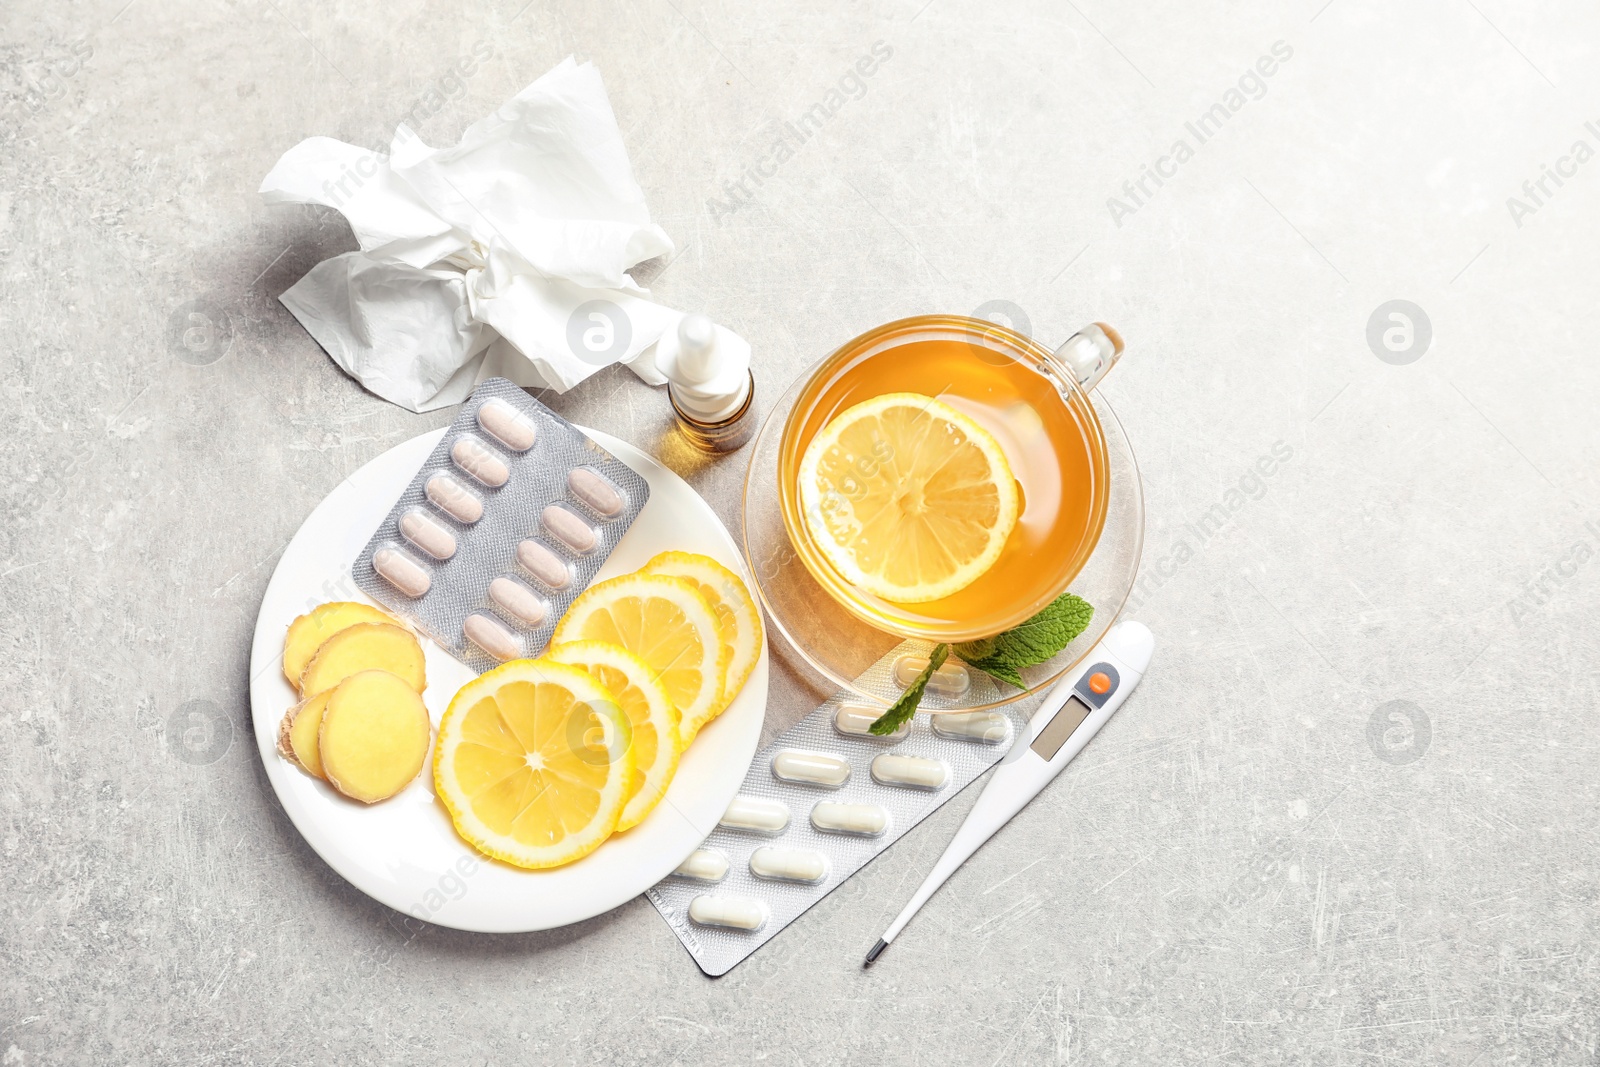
top-left (260, 56), bottom-right (747, 412)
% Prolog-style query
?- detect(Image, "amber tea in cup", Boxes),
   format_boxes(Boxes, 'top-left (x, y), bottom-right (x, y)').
top-left (777, 315), bottom-right (1114, 643)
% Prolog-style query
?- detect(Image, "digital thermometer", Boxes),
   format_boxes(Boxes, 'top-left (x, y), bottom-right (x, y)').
top-left (865, 620), bottom-right (1155, 964)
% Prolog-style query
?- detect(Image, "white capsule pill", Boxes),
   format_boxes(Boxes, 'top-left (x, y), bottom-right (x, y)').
top-left (567, 467), bottom-right (625, 518)
top-left (673, 849), bottom-right (729, 883)
top-left (871, 753), bottom-right (949, 790)
top-left (488, 577), bottom-right (546, 628)
top-left (543, 504), bottom-right (597, 554)
top-left (476, 397), bottom-right (536, 451)
top-left (811, 801), bottom-right (889, 837)
top-left (930, 710), bottom-right (1009, 744)
top-left (373, 546), bottom-right (430, 598)
top-left (426, 473), bottom-right (483, 524)
top-left (451, 436), bottom-right (510, 488)
top-left (719, 795), bottom-right (790, 834)
top-left (688, 895), bottom-right (766, 931)
top-left (771, 750), bottom-right (851, 788)
top-left (399, 508), bottom-right (456, 561)
top-left (833, 702), bottom-right (910, 741)
top-left (464, 612), bottom-right (520, 661)
top-left (516, 540), bottom-right (571, 590)
top-left (749, 846), bottom-right (828, 884)
top-left (893, 656), bottom-right (971, 697)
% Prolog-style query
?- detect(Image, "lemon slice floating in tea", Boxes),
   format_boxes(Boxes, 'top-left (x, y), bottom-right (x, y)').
top-left (433, 659), bottom-right (634, 870)
top-left (799, 392), bottom-right (1020, 603)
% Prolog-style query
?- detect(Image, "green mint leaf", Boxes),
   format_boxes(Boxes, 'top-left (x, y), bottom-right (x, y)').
top-left (869, 643), bottom-right (950, 735)
top-left (953, 593), bottom-right (1094, 690)
top-left (971, 658), bottom-right (1026, 690)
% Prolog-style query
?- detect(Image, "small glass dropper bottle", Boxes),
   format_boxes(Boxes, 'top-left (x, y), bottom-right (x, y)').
top-left (658, 314), bottom-right (759, 453)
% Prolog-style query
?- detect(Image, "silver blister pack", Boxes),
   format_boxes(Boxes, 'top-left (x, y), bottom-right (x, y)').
top-left (647, 642), bottom-right (1045, 976)
top-left (353, 377), bottom-right (650, 672)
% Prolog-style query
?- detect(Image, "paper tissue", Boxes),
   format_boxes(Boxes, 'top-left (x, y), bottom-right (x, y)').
top-left (260, 57), bottom-right (748, 412)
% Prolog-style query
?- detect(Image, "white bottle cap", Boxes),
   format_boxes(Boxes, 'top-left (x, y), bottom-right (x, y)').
top-left (657, 313), bottom-right (752, 423)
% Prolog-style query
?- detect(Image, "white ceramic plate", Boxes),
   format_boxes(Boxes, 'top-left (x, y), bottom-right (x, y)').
top-left (248, 428), bottom-right (767, 933)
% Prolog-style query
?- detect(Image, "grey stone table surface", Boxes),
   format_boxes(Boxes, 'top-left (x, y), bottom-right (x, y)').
top-left (4, 0), bottom-right (1598, 1063)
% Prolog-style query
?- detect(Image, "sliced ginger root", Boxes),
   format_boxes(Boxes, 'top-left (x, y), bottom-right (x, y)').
top-left (278, 688), bottom-right (334, 778)
top-left (283, 602), bottom-right (399, 691)
top-left (319, 670), bottom-right (431, 804)
top-left (300, 622), bottom-right (426, 697)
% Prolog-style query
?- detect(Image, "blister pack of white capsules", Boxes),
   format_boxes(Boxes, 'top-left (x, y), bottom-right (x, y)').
top-left (353, 377), bottom-right (650, 672)
top-left (647, 642), bottom-right (1045, 976)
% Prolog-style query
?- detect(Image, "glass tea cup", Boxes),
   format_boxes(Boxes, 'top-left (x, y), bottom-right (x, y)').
top-left (774, 315), bottom-right (1124, 644)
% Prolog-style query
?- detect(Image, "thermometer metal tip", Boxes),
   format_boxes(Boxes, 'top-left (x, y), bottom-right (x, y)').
top-left (864, 621), bottom-right (1154, 962)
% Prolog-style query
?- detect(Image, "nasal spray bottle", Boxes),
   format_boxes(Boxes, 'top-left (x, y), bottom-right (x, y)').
top-left (657, 314), bottom-right (758, 453)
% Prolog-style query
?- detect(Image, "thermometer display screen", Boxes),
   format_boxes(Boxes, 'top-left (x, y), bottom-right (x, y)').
top-left (1031, 695), bottom-right (1093, 761)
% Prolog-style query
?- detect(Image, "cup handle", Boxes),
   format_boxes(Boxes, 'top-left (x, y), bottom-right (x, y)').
top-left (1054, 322), bottom-right (1124, 391)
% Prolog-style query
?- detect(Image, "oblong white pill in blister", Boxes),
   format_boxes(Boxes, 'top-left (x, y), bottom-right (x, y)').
top-left (871, 753), bottom-right (949, 790)
top-left (476, 397), bottom-right (536, 451)
top-left (373, 546), bottom-right (431, 598)
top-left (930, 710), bottom-right (1009, 744)
top-left (543, 505), bottom-right (597, 554)
top-left (771, 750), bottom-right (850, 788)
top-left (833, 702), bottom-right (909, 740)
top-left (688, 895), bottom-right (766, 931)
top-left (399, 508), bottom-right (456, 561)
top-left (451, 436), bottom-right (510, 487)
top-left (811, 801), bottom-right (889, 837)
top-left (516, 540), bottom-right (571, 590)
top-left (426, 473), bottom-right (483, 524)
top-left (673, 849), bottom-right (729, 883)
top-left (465, 612), bottom-right (520, 661)
top-left (719, 795), bottom-right (790, 834)
top-left (488, 577), bottom-right (546, 628)
top-left (893, 656), bottom-right (971, 697)
top-left (568, 467), bottom-right (624, 518)
top-left (749, 846), bottom-right (828, 884)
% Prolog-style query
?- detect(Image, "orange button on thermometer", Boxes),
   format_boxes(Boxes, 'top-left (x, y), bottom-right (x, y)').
top-left (1088, 672), bottom-right (1112, 694)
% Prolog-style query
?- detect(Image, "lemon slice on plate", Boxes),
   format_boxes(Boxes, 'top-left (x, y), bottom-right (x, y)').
top-left (433, 659), bottom-right (634, 870)
top-left (798, 392), bottom-right (1020, 603)
top-left (641, 551), bottom-right (763, 724)
top-left (551, 573), bottom-right (729, 743)
top-left (547, 641), bottom-right (679, 832)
